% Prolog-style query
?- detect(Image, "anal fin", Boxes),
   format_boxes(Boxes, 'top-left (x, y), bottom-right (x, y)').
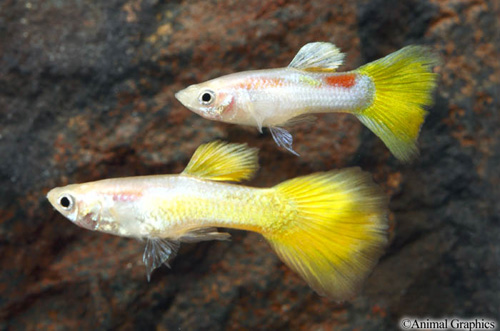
top-left (270, 127), bottom-right (299, 156)
top-left (179, 227), bottom-right (231, 243)
top-left (143, 238), bottom-right (180, 281)
top-left (283, 114), bottom-right (317, 127)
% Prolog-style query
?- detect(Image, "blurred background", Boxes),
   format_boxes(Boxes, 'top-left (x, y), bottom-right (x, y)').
top-left (1, 0), bottom-right (499, 329)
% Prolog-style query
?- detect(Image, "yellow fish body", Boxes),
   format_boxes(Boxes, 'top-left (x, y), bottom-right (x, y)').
top-left (175, 42), bottom-right (439, 161)
top-left (47, 141), bottom-right (388, 300)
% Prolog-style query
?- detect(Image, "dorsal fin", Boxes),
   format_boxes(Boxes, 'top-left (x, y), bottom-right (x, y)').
top-left (182, 141), bottom-right (259, 182)
top-left (288, 42), bottom-right (345, 72)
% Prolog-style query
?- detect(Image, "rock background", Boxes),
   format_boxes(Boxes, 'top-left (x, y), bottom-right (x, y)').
top-left (1, 0), bottom-right (499, 329)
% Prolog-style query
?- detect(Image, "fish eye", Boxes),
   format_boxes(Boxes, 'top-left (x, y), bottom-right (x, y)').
top-left (199, 90), bottom-right (215, 105)
top-left (59, 194), bottom-right (74, 210)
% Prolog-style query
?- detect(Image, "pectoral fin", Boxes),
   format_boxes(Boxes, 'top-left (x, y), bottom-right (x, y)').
top-left (270, 127), bottom-right (299, 156)
top-left (289, 42), bottom-right (345, 72)
top-left (143, 238), bottom-right (180, 281)
top-left (253, 112), bottom-right (265, 133)
top-left (182, 141), bottom-right (259, 182)
top-left (240, 91), bottom-right (264, 133)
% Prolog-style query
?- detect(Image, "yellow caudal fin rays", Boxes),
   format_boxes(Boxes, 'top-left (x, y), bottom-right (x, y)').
top-left (267, 168), bottom-right (388, 300)
top-left (182, 141), bottom-right (259, 182)
top-left (356, 45), bottom-right (439, 162)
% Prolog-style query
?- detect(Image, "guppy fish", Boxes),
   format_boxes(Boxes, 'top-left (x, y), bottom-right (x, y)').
top-left (175, 42), bottom-right (439, 161)
top-left (47, 141), bottom-right (388, 300)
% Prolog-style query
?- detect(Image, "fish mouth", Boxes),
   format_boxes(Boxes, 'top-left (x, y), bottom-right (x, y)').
top-left (46, 188), bottom-right (57, 207)
top-left (47, 187), bottom-right (62, 207)
top-left (175, 91), bottom-right (203, 117)
top-left (174, 88), bottom-right (192, 107)
top-left (175, 85), bottom-right (202, 110)
top-left (174, 91), bottom-right (183, 103)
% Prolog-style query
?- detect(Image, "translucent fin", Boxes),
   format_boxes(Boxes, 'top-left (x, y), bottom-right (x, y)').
top-left (253, 112), bottom-right (265, 133)
top-left (288, 42), bottom-right (345, 72)
top-left (179, 227), bottom-right (231, 243)
top-left (239, 92), bottom-right (264, 133)
top-left (143, 238), bottom-right (180, 281)
top-left (269, 127), bottom-right (299, 156)
top-left (182, 141), bottom-right (259, 182)
top-left (267, 168), bottom-right (388, 300)
top-left (356, 45), bottom-right (439, 162)
top-left (283, 114), bottom-right (317, 127)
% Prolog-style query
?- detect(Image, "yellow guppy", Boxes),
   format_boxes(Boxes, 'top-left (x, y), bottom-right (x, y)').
top-left (47, 141), bottom-right (388, 300)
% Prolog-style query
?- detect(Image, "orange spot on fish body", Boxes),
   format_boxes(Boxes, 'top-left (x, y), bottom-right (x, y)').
top-left (237, 78), bottom-right (286, 90)
top-left (112, 191), bottom-right (142, 202)
top-left (324, 74), bottom-right (356, 88)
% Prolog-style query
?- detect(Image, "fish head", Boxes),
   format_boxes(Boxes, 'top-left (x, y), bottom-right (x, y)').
top-left (175, 79), bottom-right (236, 123)
top-left (47, 184), bottom-right (103, 231)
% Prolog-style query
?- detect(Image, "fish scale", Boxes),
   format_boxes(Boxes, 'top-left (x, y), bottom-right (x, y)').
top-left (47, 141), bottom-right (388, 299)
top-left (237, 70), bottom-right (373, 114)
top-left (176, 42), bottom-right (438, 160)
top-left (140, 177), bottom-right (278, 234)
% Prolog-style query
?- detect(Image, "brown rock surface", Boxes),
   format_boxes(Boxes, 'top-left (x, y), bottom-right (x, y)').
top-left (1, 0), bottom-right (499, 329)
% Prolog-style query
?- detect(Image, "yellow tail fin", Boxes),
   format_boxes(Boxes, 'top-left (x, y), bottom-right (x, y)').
top-left (356, 46), bottom-right (439, 162)
top-left (267, 168), bottom-right (388, 300)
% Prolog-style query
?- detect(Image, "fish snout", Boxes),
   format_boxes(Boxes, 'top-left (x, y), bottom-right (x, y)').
top-left (175, 85), bottom-right (203, 112)
top-left (174, 87), bottom-right (193, 107)
top-left (174, 90), bottom-right (183, 103)
top-left (46, 188), bottom-right (57, 207)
